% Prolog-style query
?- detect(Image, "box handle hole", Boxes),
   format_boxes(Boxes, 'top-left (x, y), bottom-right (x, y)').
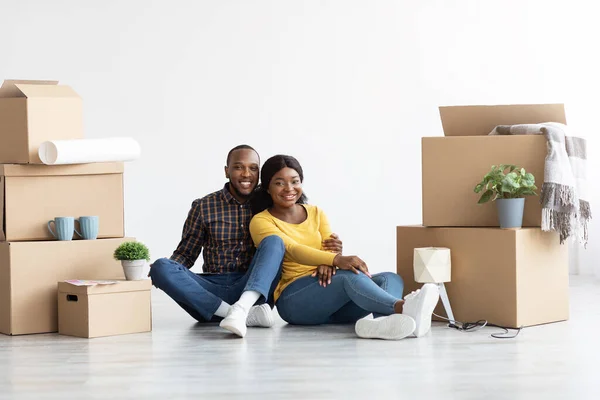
top-left (66, 294), bottom-right (78, 302)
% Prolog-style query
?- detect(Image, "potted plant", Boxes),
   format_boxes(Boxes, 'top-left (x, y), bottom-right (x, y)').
top-left (113, 241), bottom-right (150, 281)
top-left (473, 164), bottom-right (538, 229)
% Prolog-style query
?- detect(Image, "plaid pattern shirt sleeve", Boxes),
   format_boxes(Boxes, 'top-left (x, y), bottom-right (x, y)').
top-left (169, 184), bottom-right (255, 273)
top-left (170, 199), bottom-right (205, 269)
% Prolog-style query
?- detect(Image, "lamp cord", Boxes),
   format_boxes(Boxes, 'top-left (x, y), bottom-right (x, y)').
top-left (432, 312), bottom-right (523, 339)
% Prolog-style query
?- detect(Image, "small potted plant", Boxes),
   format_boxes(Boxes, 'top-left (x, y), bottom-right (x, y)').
top-left (113, 241), bottom-right (150, 281)
top-left (473, 164), bottom-right (538, 229)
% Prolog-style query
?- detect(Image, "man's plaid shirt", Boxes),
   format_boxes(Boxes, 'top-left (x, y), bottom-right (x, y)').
top-left (170, 183), bottom-right (255, 273)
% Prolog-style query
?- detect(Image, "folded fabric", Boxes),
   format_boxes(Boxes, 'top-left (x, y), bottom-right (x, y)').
top-left (489, 122), bottom-right (591, 247)
top-left (39, 137), bottom-right (141, 165)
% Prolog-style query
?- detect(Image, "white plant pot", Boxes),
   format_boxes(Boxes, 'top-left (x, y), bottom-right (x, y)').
top-left (121, 259), bottom-right (146, 281)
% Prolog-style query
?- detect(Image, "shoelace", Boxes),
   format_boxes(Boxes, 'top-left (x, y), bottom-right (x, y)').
top-left (246, 307), bottom-right (259, 323)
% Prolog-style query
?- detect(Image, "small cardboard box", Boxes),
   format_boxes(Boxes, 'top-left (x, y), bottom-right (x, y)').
top-left (0, 79), bottom-right (84, 164)
top-left (0, 162), bottom-right (124, 241)
top-left (396, 226), bottom-right (569, 328)
top-left (58, 280), bottom-right (152, 338)
top-left (422, 103), bottom-right (568, 227)
top-left (0, 238), bottom-right (134, 335)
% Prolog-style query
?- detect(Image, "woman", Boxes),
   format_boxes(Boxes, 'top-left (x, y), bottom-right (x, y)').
top-left (249, 155), bottom-right (440, 340)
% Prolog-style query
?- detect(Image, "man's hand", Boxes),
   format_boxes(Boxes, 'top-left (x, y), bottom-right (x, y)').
top-left (311, 264), bottom-right (336, 287)
top-left (323, 233), bottom-right (343, 254)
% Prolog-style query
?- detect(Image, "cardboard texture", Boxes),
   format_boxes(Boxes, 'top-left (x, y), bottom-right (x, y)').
top-left (422, 103), bottom-right (567, 227)
top-left (58, 280), bottom-right (152, 338)
top-left (0, 238), bottom-right (134, 335)
top-left (0, 162), bottom-right (124, 241)
top-left (422, 135), bottom-right (546, 227)
top-left (438, 103), bottom-right (567, 137)
top-left (0, 79), bottom-right (84, 164)
top-left (396, 226), bottom-right (569, 328)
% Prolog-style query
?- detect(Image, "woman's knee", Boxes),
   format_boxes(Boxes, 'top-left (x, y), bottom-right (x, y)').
top-left (335, 269), bottom-right (372, 283)
top-left (379, 272), bottom-right (404, 286)
top-left (373, 272), bottom-right (404, 296)
top-left (258, 235), bottom-right (285, 253)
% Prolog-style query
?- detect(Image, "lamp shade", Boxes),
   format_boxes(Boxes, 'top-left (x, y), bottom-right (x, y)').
top-left (413, 247), bottom-right (451, 283)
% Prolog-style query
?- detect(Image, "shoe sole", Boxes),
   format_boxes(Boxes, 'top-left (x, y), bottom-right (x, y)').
top-left (247, 305), bottom-right (275, 328)
top-left (219, 320), bottom-right (247, 338)
top-left (412, 285), bottom-right (440, 337)
top-left (355, 314), bottom-right (416, 340)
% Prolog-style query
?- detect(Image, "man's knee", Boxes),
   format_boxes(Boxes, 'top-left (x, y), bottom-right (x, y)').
top-left (258, 235), bottom-right (285, 254)
top-left (149, 257), bottom-right (178, 283)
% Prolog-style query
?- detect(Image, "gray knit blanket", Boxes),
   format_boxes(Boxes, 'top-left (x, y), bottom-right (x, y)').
top-left (489, 122), bottom-right (591, 246)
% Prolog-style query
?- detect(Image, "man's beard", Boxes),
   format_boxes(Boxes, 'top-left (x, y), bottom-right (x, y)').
top-left (231, 183), bottom-right (254, 200)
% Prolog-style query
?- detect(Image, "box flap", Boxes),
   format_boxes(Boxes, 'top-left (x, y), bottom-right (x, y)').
top-left (0, 162), bottom-right (124, 177)
top-left (439, 104), bottom-right (567, 136)
top-left (58, 280), bottom-right (152, 295)
top-left (14, 83), bottom-right (80, 99)
top-left (0, 79), bottom-right (59, 98)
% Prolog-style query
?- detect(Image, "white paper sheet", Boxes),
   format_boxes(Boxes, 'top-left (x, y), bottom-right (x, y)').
top-left (64, 280), bottom-right (119, 286)
top-left (38, 137), bottom-right (141, 165)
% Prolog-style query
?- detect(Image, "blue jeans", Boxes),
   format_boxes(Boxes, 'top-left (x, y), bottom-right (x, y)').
top-left (276, 270), bottom-right (404, 325)
top-left (150, 235), bottom-right (285, 322)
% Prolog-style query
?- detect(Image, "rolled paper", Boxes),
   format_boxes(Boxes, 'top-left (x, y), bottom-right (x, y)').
top-left (39, 137), bottom-right (141, 165)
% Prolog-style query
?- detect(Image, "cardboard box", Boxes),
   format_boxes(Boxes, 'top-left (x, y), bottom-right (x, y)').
top-left (0, 162), bottom-right (124, 241)
top-left (0, 238), bottom-right (133, 335)
top-left (422, 135), bottom-right (547, 227)
top-left (58, 280), bottom-right (152, 338)
top-left (0, 79), bottom-right (83, 164)
top-left (422, 104), bottom-right (568, 227)
top-left (396, 226), bottom-right (569, 328)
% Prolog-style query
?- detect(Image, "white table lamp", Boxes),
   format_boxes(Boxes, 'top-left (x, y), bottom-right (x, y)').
top-left (413, 247), bottom-right (455, 325)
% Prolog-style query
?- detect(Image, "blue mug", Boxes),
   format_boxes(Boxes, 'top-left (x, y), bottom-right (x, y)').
top-left (76, 216), bottom-right (99, 240)
top-left (48, 217), bottom-right (76, 241)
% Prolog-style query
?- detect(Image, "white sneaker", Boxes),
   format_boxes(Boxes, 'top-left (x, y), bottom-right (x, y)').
top-left (246, 304), bottom-right (274, 328)
top-left (355, 314), bottom-right (416, 340)
top-left (402, 283), bottom-right (440, 337)
top-left (219, 304), bottom-right (248, 337)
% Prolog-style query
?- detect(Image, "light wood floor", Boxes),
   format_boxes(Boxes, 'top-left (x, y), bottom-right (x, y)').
top-left (1, 275), bottom-right (599, 399)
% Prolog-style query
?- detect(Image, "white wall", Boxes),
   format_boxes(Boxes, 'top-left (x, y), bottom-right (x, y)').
top-left (1, 0), bottom-right (598, 276)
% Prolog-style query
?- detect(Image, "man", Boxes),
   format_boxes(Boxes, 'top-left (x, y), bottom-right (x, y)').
top-left (150, 145), bottom-right (342, 338)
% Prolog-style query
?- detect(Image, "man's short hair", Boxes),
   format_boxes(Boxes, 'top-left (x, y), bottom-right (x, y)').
top-left (226, 144), bottom-right (259, 166)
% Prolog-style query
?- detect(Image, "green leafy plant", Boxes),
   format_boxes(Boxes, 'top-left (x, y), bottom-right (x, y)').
top-left (113, 241), bottom-right (150, 261)
top-left (474, 164), bottom-right (538, 204)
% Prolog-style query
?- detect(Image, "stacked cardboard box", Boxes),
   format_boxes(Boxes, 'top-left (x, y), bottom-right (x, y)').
top-left (0, 79), bottom-right (135, 335)
top-left (396, 104), bottom-right (570, 328)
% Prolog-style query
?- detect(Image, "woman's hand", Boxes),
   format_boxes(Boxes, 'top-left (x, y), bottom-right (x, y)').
top-left (311, 265), bottom-right (336, 287)
top-left (322, 233), bottom-right (343, 254)
top-left (332, 254), bottom-right (371, 278)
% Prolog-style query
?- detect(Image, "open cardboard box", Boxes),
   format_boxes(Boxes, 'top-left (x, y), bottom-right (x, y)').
top-left (0, 79), bottom-right (84, 164)
top-left (422, 103), bottom-right (567, 227)
top-left (0, 162), bottom-right (124, 241)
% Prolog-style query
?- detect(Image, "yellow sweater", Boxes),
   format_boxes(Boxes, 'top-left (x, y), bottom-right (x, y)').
top-left (249, 204), bottom-right (337, 301)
